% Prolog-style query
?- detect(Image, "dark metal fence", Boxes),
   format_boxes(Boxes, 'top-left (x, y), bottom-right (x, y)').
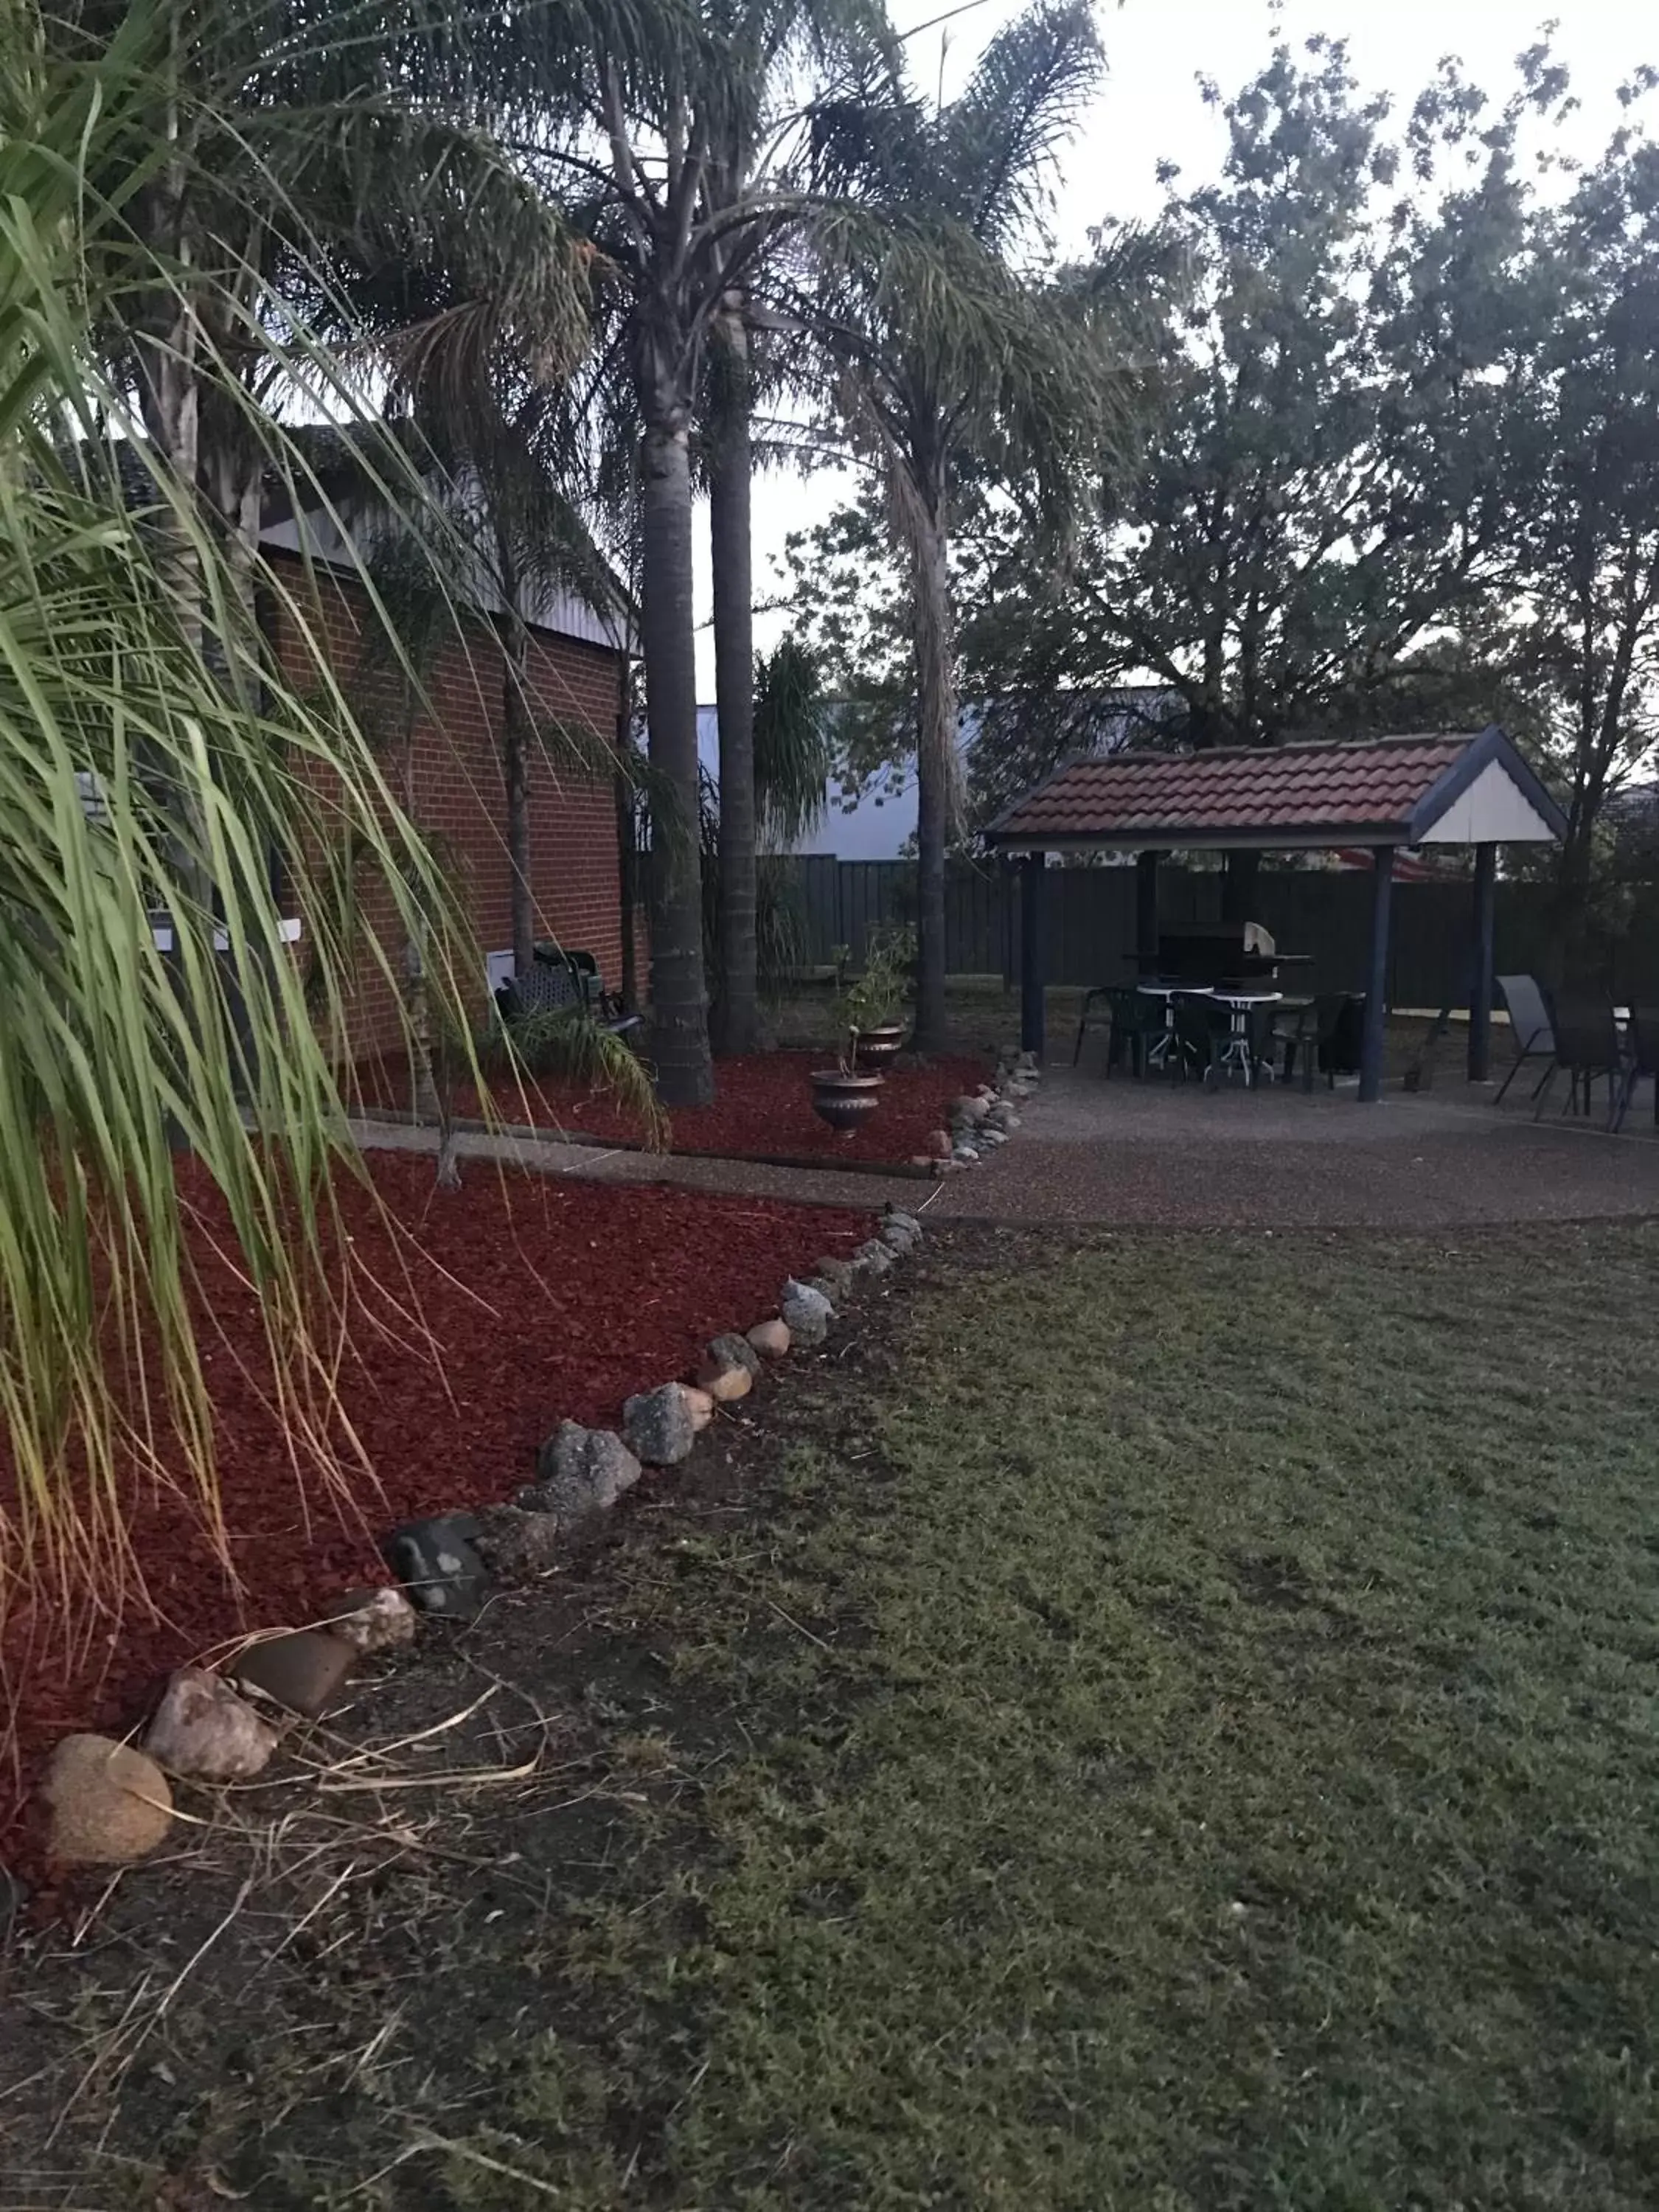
top-left (776, 857), bottom-right (1659, 1006)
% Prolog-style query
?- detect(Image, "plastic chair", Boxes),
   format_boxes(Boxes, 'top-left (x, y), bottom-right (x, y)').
top-left (1074, 984), bottom-right (1158, 1074)
top-left (1494, 975), bottom-right (1557, 1104)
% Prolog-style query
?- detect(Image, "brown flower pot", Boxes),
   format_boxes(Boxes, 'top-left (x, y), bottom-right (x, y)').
top-left (809, 1068), bottom-right (883, 1137)
top-left (852, 1023), bottom-right (906, 1072)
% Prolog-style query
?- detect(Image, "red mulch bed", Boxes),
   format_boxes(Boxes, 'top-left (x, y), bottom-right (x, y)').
top-left (0, 1155), bottom-right (870, 1871)
top-left (357, 1049), bottom-right (984, 1166)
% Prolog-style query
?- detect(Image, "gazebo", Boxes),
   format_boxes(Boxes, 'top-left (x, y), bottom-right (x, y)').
top-left (985, 728), bottom-right (1567, 1101)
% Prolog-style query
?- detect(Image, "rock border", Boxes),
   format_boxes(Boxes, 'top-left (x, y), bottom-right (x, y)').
top-left (27, 1051), bottom-right (1043, 1871)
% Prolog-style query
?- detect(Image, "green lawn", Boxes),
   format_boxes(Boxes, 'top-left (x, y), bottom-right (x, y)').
top-left (450, 1224), bottom-right (1659, 2209)
top-left (10, 1225), bottom-right (1656, 2208)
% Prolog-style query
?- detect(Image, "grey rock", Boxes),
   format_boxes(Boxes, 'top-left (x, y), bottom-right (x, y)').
top-left (779, 1277), bottom-right (833, 1344)
top-left (979, 1127), bottom-right (1007, 1147)
top-left (952, 1144), bottom-right (980, 1164)
top-left (622, 1383), bottom-right (701, 1467)
top-left (879, 1218), bottom-right (920, 1254)
top-left (145, 1667), bottom-right (281, 1781)
top-left (883, 1207), bottom-right (923, 1236)
top-left (536, 1421), bottom-right (644, 1512)
top-left (813, 1255), bottom-right (858, 1301)
top-left (951, 1093), bottom-right (990, 1123)
top-left (380, 1511), bottom-right (491, 1618)
top-left (474, 1504), bottom-right (563, 1578)
top-left (854, 1237), bottom-right (895, 1274)
top-left (707, 1330), bottom-right (763, 1381)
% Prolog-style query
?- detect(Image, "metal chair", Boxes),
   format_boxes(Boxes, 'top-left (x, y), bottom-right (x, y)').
top-left (1074, 984), bottom-right (1158, 1074)
top-left (1533, 1001), bottom-right (1621, 1127)
top-left (1494, 975), bottom-right (1557, 1105)
top-left (1613, 1008), bottom-right (1659, 1133)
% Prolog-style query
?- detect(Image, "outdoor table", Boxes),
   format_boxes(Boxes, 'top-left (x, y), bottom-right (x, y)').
top-left (1205, 989), bottom-right (1281, 1085)
top-left (1135, 982), bottom-right (1186, 1068)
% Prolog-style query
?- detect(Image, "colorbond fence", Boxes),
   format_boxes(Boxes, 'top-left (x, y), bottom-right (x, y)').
top-left (776, 858), bottom-right (1659, 1007)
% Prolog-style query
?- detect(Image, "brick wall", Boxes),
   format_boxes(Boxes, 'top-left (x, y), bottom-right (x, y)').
top-left (264, 551), bottom-right (639, 1064)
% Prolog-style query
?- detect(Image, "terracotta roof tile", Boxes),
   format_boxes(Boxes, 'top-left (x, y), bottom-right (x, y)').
top-left (990, 734), bottom-right (1475, 846)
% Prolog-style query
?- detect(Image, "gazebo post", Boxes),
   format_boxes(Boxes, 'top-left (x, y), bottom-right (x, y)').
top-left (1020, 851), bottom-right (1047, 1061)
top-left (1468, 841), bottom-right (1497, 1082)
top-left (1135, 849), bottom-right (1162, 973)
top-left (1359, 845), bottom-right (1395, 1103)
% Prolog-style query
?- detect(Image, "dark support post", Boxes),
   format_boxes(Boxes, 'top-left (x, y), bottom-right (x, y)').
top-left (1359, 845), bottom-right (1395, 1104)
top-left (1135, 848), bottom-right (1161, 973)
top-left (1020, 852), bottom-right (1047, 1062)
top-left (1469, 841), bottom-right (1497, 1083)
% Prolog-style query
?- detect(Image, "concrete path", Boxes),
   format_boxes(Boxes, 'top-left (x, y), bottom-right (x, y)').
top-left (349, 1116), bottom-right (911, 1213)
top-left (926, 1065), bottom-right (1659, 1229)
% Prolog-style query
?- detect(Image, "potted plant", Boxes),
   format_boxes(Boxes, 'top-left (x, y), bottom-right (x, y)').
top-left (840, 925), bottom-right (914, 1070)
top-left (809, 1028), bottom-right (884, 1136)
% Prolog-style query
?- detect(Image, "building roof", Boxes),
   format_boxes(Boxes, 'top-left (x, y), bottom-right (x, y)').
top-left (986, 727), bottom-right (1566, 851)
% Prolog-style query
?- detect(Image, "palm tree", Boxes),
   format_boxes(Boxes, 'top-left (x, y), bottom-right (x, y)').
top-left (801, 0), bottom-right (1137, 1053)
top-left (697, 0), bottom-right (892, 1057)
top-left (0, 0), bottom-right (471, 1600)
top-left (518, 4), bottom-right (889, 1105)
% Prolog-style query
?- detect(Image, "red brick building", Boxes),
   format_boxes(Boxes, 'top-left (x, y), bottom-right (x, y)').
top-left (260, 487), bottom-right (636, 1067)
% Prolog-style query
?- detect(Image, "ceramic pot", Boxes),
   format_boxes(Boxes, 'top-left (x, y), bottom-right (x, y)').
top-left (852, 1023), bottom-right (906, 1072)
top-left (809, 1068), bottom-right (883, 1136)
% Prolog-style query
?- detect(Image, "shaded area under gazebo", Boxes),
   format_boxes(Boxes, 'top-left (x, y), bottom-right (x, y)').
top-left (985, 728), bottom-right (1567, 1101)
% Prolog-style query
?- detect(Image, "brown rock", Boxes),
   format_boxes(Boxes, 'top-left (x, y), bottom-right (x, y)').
top-left (144, 1668), bottom-right (282, 1782)
top-left (322, 1585), bottom-right (418, 1655)
top-left (42, 1735), bottom-right (173, 1866)
top-left (683, 1385), bottom-right (717, 1430)
top-left (927, 1128), bottom-right (952, 1158)
top-left (695, 1355), bottom-right (754, 1402)
top-left (746, 1318), bottom-right (791, 1360)
top-left (706, 1331), bottom-right (762, 1381)
top-left (229, 1629), bottom-right (355, 1719)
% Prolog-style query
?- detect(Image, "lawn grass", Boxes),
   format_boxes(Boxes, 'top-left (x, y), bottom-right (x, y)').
top-left (476, 1226), bottom-right (1658, 2210)
top-left (7, 1224), bottom-right (1655, 2208)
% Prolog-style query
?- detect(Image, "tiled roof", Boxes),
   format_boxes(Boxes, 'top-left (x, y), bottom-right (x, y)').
top-left (989, 734), bottom-right (1478, 846)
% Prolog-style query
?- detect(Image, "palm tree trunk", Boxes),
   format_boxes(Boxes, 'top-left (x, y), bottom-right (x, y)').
top-left (501, 612), bottom-right (535, 975)
top-left (639, 414), bottom-right (715, 1106)
top-left (616, 657), bottom-right (640, 1014)
top-left (909, 489), bottom-right (955, 1057)
top-left (708, 292), bottom-right (760, 1056)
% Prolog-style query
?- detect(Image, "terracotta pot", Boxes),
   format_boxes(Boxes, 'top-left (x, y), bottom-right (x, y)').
top-left (852, 1023), bottom-right (906, 1071)
top-left (809, 1068), bottom-right (883, 1137)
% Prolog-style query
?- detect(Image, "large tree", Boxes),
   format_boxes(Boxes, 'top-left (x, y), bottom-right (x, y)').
top-left (953, 41), bottom-right (1551, 817)
top-left (1504, 110), bottom-right (1659, 935)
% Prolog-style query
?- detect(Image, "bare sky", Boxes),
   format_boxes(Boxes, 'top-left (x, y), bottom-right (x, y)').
top-left (692, 0), bottom-right (1658, 695)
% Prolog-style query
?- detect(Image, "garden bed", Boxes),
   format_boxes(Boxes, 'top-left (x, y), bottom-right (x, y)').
top-left (0, 1154), bottom-right (869, 1865)
top-left (357, 1049), bottom-right (986, 1167)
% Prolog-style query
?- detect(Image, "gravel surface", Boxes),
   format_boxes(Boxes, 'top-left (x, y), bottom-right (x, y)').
top-left (926, 1066), bottom-right (1659, 1228)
